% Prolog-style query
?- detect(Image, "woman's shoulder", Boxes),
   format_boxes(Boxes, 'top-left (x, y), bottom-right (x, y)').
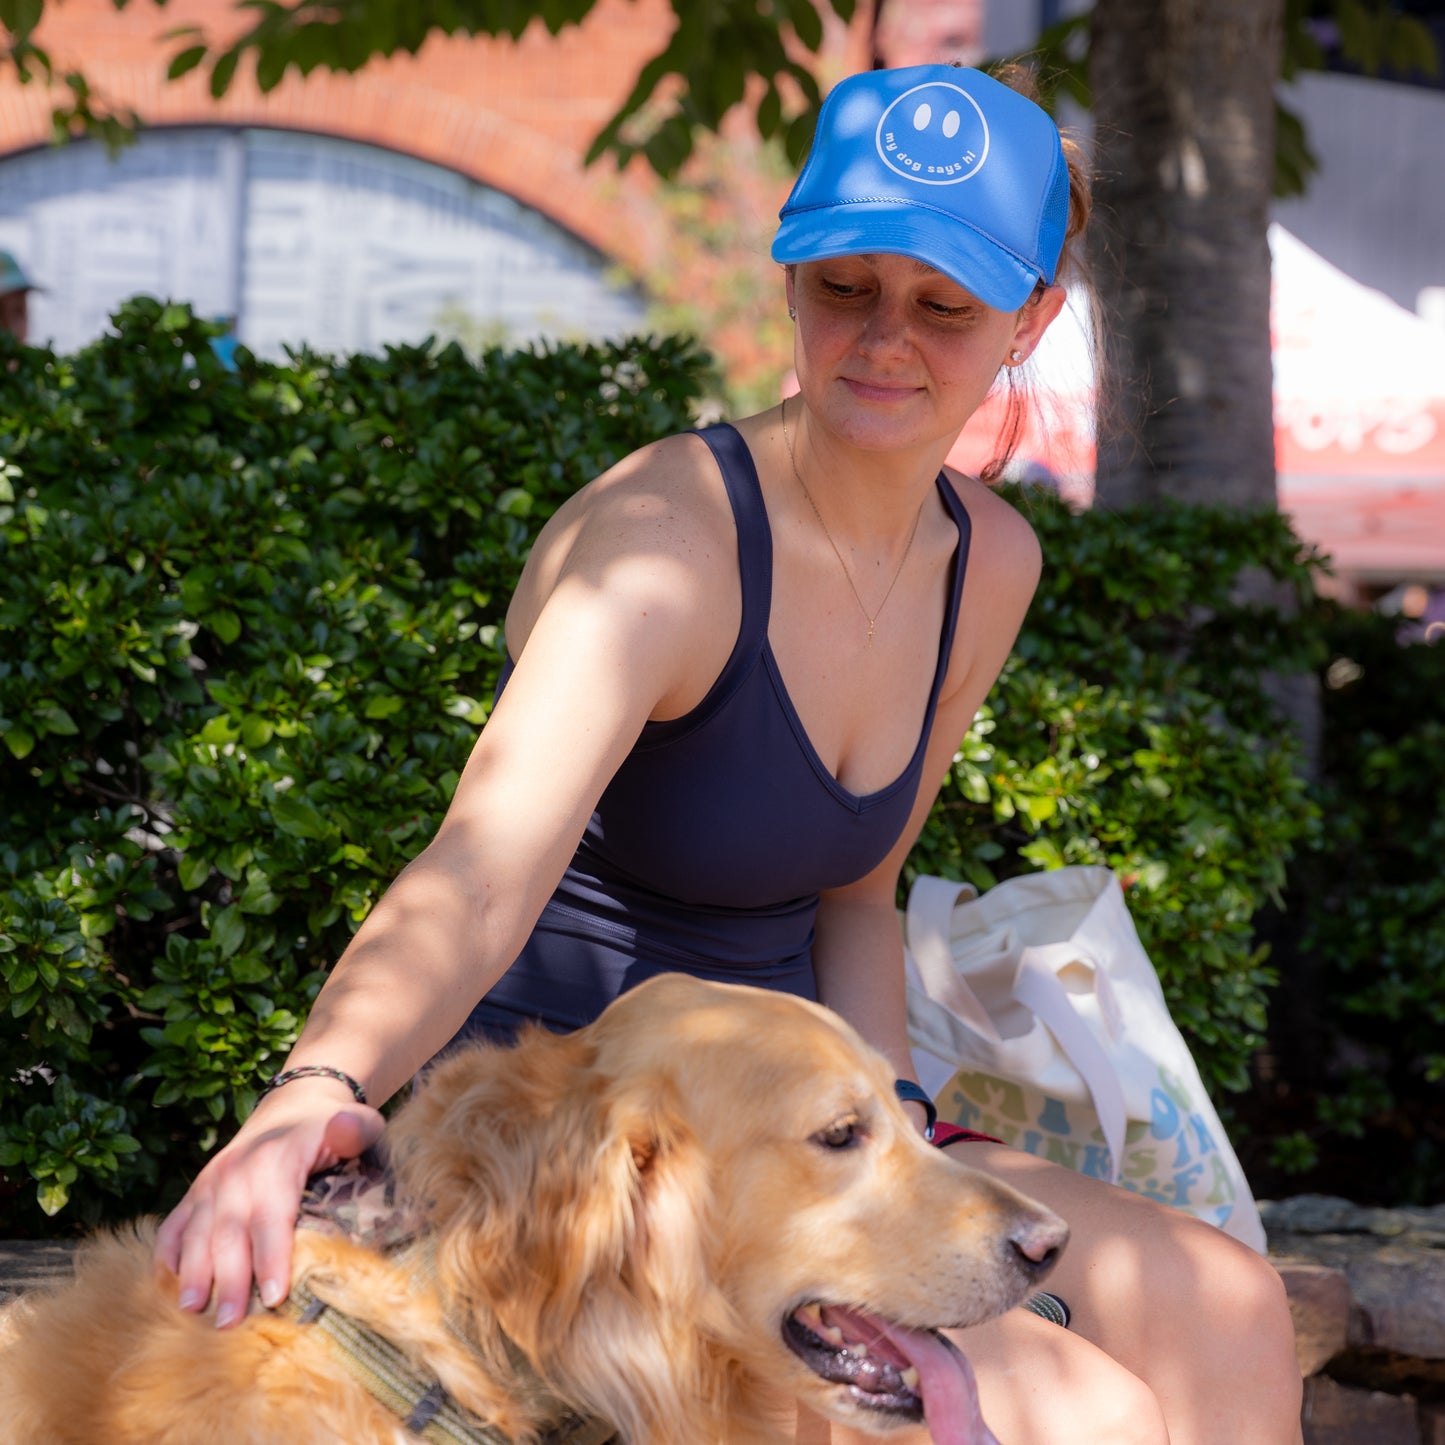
top-left (943, 466), bottom-right (1044, 589)
top-left (505, 429), bottom-right (739, 655)
top-left (556, 430), bottom-right (732, 544)
top-left (930, 468), bottom-right (1044, 710)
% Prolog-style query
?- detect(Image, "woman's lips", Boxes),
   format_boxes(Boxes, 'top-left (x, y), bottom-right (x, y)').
top-left (843, 377), bottom-right (923, 403)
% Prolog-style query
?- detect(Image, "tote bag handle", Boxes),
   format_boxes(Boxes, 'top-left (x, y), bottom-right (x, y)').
top-left (904, 875), bottom-right (1002, 1043)
top-left (906, 875), bottom-right (1131, 1183)
top-left (1013, 944), bottom-right (1129, 1183)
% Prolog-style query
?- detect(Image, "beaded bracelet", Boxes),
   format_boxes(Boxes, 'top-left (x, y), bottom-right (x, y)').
top-left (261, 1065), bottom-right (368, 1106)
top-left (893, 1078), bottom-right (938, 1136)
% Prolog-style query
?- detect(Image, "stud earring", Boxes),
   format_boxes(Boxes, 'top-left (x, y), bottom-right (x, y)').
top-left (1009, 349), bottom-right (1023, 363)
top-left (788, 306), bottom-right (797, 321)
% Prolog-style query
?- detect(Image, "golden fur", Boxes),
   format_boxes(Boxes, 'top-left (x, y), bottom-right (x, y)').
top-left (0, 975), bottom-right (1065, 1444)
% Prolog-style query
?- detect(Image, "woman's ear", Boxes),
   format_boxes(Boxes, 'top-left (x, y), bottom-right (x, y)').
top-left (1008, 283), bottom-right (1068, 364)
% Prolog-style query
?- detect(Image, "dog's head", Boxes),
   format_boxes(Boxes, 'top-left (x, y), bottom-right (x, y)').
top-left (386, 975), bottom-right (1066, 1445)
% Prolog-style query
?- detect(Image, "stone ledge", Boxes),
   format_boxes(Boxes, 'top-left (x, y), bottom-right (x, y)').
top-left (1263, 1196), bottom-right (1445, 1445)
top-left (0, 1239), bottom-right (77, 1307)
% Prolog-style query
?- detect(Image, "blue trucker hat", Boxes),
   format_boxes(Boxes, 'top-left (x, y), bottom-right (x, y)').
top-left (772, 65), bottom-right (1069, 312)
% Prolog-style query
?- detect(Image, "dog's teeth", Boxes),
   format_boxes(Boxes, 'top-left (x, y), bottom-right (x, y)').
top-left (821, 1325), bottom-right (845, 1346)
top-left (796, 1304), bottom-right (823, 1329)
top-left (901, 1366), bottom-right (920, 1390)
top-left (852, 1342), bottom-right (869, 1359)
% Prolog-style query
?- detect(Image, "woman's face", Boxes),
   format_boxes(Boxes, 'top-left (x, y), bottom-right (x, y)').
top-left (786, 254), bottom-right (1064, 455)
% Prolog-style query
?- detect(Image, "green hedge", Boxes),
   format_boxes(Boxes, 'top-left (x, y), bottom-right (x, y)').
top-left (0, 300), bottom-right (1432, 1231)
top-left (0, 302), bottom-right (709, 1229)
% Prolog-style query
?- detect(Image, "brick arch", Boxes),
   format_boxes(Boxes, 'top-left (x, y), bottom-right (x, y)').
top-left (0, 0), bottom-right (674, 277)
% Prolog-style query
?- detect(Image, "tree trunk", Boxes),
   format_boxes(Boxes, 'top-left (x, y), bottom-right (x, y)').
top-left (1089, 0), bottom-right (1285, 510)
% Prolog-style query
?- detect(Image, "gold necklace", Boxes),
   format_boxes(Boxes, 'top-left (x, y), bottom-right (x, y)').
top-left (782, 397), bottom-right (928, 645)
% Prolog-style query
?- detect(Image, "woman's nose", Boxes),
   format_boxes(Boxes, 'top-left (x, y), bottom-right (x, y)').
top-left (857, 294), bottom-right (913, 356)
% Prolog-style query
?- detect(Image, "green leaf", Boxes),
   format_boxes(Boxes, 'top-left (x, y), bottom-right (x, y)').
top-left (785, 0), bottom-right (824, 52)
top-left (208, 609), bottom-right (242, 644)
top-left (495, 486), bottom-right (533, 518)
top-left (37, 1180), bottom-right (70, 1216)
top-left (271, 792), bottom-right (330, 840)
top-left (34, 704), bottom-right (78, 736)
top-left (239, 873), bottom-right (281, 916)
top-left (3, 724), bottom-right (36, 760)
top-left (166, 44), bottom-right (208, 81)
top-left (210, 905), bottom-right (246, 959)
top-left (0, 0), bottom-right (44, 43)
top-left (240, 714), bottom-right (274, 748)
top-left (6, 964), bottom-right (37, 993)
top-left (209, 47), bottom-right (240, 98)
top-left (178, 851), bottom-right (211, 892)
top-left (363, 693), bottom-right (405, 720)
top-left (784, 109), bottom-right (817, 168)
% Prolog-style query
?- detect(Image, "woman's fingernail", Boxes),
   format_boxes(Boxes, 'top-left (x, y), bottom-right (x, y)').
top-left (178, 1288), bottom-right (203, 1311)
top-left (215, 1303), bottom-right (239, 1329)
top-left (260, 1279), bottom-right (285, 1308)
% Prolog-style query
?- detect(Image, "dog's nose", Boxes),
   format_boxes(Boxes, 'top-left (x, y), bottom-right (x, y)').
top-left (1007, 1213), bottom-right (1069, 1278)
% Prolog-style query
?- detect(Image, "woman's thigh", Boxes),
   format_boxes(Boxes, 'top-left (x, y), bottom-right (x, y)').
top-left (797, 1310), bottom-right (1167, 1445)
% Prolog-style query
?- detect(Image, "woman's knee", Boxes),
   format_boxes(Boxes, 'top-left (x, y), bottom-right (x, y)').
top-left (1063, 1353), bottom-right (1170, 1445)
top-left (1119, 1215), bottom-right (1303, 1440)
top-left (1198, 1235), bottom-right (1302, 1398)
top-left (1157, 1213), bottom-right (1295, 1356)
top-left (960, 1310), bottom-right (1169, 1445)
top-left (1222, 1237), bottom-right (1294, 1338)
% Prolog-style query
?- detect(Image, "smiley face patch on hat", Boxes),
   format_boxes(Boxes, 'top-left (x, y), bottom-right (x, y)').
top-left (876, 82), bottom-right (989, 185)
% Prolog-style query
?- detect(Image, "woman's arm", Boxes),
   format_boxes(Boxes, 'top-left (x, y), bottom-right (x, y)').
top-left (155, 433), bottom-right (742, 1325)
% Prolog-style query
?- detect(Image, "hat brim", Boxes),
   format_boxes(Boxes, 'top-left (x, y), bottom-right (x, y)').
top-left (772, 203), bottom-right (1042, 313)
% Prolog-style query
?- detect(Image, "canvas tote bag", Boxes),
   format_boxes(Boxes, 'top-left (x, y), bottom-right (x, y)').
top-left (904, 865), bottom-right (1267, 1252)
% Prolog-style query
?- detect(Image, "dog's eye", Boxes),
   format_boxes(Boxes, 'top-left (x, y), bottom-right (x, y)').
top-left (813, 1117), bottom-right (862, 1150)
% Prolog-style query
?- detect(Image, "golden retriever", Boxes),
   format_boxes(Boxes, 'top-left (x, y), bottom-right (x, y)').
top-left (0, 975), bottom-right (1066, 1445)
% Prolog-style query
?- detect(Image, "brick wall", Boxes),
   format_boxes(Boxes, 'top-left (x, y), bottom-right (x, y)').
top-left (1, 0), bottom-right (679, 275)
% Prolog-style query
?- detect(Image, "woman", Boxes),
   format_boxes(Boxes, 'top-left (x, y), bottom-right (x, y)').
top-left (157, 64), bottom-right (1301, 1443)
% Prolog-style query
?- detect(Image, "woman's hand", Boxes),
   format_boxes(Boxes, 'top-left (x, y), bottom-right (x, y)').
top-left (152, 1078), bottom-right (384, 1328)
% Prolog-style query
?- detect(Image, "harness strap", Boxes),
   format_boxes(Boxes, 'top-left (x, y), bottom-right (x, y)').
top-left (280, 1279), bottom-right (615, 1445)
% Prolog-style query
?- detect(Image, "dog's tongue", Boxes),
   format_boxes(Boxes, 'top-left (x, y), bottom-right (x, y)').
top-left (822, 1307), bottom-right (1001, 1445)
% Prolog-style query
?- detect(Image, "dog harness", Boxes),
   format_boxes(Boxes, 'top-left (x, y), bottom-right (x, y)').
top-left (279, 1279), bottom-right (615, 1445)
top-left (275, 1158), bottom-right (618, 1445)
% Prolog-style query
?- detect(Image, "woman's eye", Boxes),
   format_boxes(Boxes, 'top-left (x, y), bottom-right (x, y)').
top-left (814, 1117), bottom-right (862, 1150)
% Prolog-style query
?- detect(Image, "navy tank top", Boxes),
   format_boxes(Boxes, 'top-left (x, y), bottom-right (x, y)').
top-left (456, 422), bottom-right (972, 1042)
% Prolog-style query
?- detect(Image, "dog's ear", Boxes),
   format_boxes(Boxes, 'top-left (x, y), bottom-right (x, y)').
top-left (388, 1028), bottom-right (722, 1375)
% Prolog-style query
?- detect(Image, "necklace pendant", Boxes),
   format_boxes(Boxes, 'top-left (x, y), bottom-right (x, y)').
top-left (866, 618), bottom-right (876, 645)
